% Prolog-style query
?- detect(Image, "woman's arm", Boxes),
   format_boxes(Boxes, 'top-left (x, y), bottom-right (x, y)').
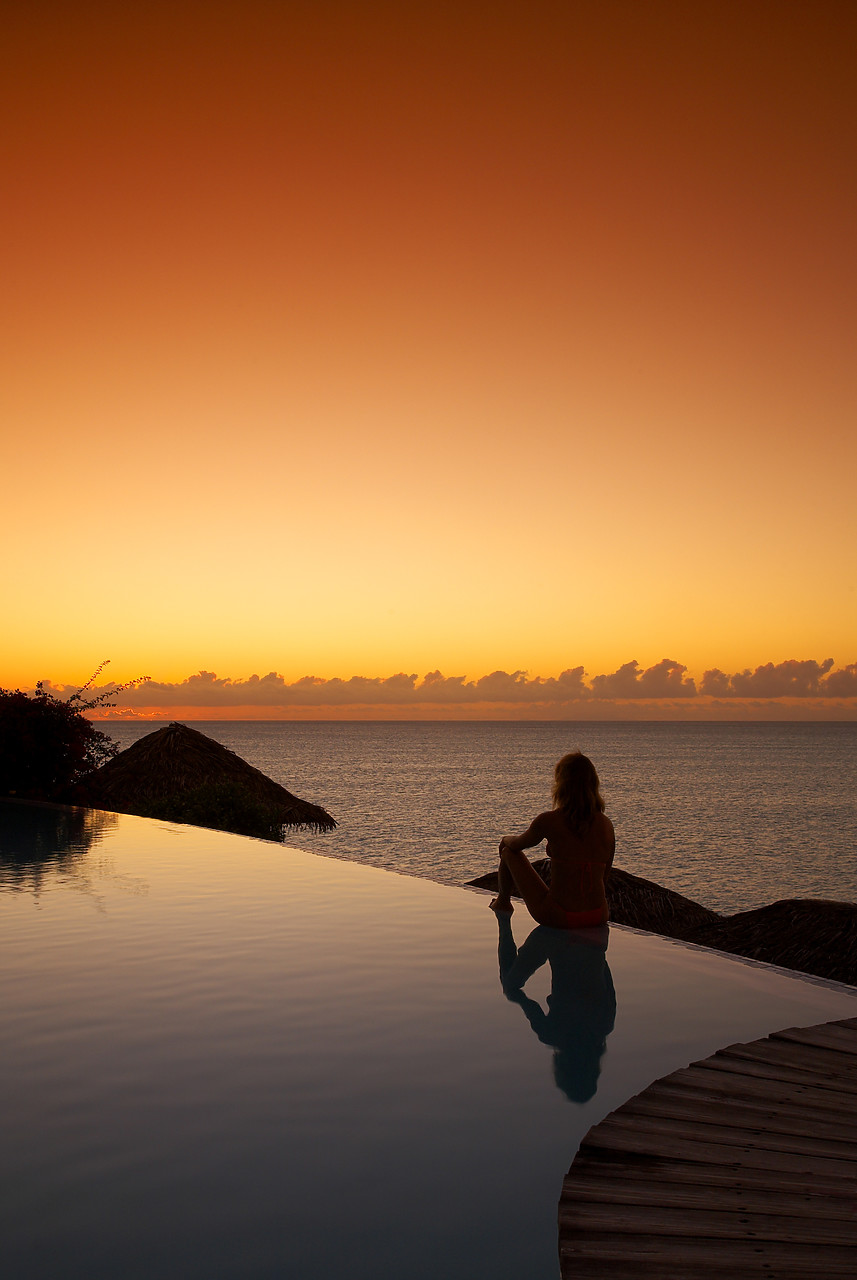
top-left (605, 816), bottom-right (616, 871)
top-left (499, 812), bottom-right (549, 855)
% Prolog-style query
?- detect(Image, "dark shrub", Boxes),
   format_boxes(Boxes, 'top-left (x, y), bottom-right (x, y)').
top-left (0, 662), bottom-right (148, 802)
top-left (0, 684), bottom-right (118, 800)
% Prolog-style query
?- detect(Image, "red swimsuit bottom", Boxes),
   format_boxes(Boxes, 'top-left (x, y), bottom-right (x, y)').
top-left (562, 906), bottom-right (607, 928)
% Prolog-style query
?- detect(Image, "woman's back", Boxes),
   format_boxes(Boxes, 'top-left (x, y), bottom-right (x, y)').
top-left (543, 809), bottom-right (615, 912)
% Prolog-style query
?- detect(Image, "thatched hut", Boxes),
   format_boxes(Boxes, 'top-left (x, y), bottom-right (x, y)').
top-left (73, 722), bottom-right (336, 837)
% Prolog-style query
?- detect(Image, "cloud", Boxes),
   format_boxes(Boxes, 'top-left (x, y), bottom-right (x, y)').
top-left (33, 656), bottom-right (857, 713)
top-left (822, 663), bottom-right (857, 696)
top-left (589, 659), bottom-right (697, 699)
top-left (700, 658), bottom-right (836, 697)
top-left (699, 668), bottom-right (730, 697)
top-left (115, 671), bottom-right (424, 707)
top-left (71, 666), bottom-right (592, 707)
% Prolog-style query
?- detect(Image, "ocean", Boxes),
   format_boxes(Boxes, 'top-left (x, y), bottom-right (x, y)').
top-left (103, 720), bottom-right (857, 915)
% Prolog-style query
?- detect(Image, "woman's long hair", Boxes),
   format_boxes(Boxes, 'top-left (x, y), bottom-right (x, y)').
top-left (552, 752), bottom-right (605, 835)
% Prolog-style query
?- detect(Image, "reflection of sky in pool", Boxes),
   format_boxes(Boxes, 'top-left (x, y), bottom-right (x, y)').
top-left (3, 802), bottom-right (857, 1280)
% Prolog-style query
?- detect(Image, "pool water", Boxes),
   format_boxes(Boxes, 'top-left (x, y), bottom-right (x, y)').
top-left (2, 801), bottom-right (856, 1279)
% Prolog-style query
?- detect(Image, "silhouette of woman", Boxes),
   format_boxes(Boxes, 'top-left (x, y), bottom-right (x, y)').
top-left (496, 916), bottom-right (616, 1103)
top-left (491, 752), bottom-right (614, 929)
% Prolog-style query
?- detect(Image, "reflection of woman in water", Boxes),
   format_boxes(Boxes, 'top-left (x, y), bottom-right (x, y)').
top-left (490, 752), bottom-right (614, 929)
top-left (497, 918), bottom-right (616, 1103)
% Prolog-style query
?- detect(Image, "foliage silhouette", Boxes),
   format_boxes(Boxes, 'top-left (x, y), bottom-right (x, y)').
top-left (0, 662), bottom-right (149, 801)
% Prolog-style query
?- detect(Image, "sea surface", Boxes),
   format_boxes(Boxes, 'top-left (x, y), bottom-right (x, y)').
top-left (104, 721), bottom-right (857, 915)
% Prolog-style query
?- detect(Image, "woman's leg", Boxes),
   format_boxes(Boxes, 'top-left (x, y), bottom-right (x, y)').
top-left (490, 846), bottom-right (552, 921)
top-left (489, 851), bottom-right (518, 912)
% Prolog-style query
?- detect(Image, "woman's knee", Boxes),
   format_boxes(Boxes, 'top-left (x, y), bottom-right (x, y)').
top-left (500, 845), bottom-right (527, 881)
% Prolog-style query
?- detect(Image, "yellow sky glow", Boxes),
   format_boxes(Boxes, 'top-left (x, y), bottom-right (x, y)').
top-left (2, 3), bottom-right (855, 712)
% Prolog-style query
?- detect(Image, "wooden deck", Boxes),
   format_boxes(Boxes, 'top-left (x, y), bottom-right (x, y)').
top-left (559, 1016), bottom-right (857, 1277)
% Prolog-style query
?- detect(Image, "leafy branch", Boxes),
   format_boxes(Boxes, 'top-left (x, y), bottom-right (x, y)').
top-left (0, 660), bottom-right (151, 800)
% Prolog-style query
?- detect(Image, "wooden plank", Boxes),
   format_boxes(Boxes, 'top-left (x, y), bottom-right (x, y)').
top-left (558, 1200), bottom-right (857, 1246)
top-left (568, 1150), bottom-right (856, 1197)
top-left (715, 1040), bottom-right (857, 1079)
top-left (717, 1043), bottom-right (857, 1080)
top-left (646, 1078), bottom-right (857, 1127)
top-left (718, 1032), bottom-right (857, 1063)
top-left (561, 1230), bottom-right (857, 1265)
top-left (647, 1066), bottom-right (857, 1116)
top-left (593, 1109), bottom-right (857, 1161)
top-left (559, 1262), bottom-right (764, 1280)
top-left (772, 1023), bottom-right (857, 1054)
top-left (560, 1233), bottom-right (857, 1275)
top-left (562, 1176), bottom-right (857, 1220)
top-left (697, 1050), bottom-right (857, 1092)
top-left (580, 1124), bottom-right (857, 1177)
top-left (558, 1263), bottom-right (769, 1280)
top-left (621, 1090), bottom-right (857, 1143)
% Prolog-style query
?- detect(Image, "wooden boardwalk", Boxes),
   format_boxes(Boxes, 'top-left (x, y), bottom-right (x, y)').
top-left (560, 1016), bottom-right (857, 1278)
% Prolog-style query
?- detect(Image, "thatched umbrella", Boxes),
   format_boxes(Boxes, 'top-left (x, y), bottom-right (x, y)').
top-left (73, 722), bottom-right (336, 836)
top-left (602, 865), bottom-right (722, 940)
top-left (689, 898), bottom-right (857, 987)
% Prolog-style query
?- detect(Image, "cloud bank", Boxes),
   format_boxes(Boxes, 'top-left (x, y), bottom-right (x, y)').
top-left (699, 659), bottom-right (852, 698)
top-left (32, 657), bottom-right (857, 718)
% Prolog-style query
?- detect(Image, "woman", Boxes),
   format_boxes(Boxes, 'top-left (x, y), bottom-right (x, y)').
top-left (490, 751), bottom-right (614, 928)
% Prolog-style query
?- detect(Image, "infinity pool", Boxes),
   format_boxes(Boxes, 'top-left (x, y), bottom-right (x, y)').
top-left (2, 801), bottom-right (856, 1279)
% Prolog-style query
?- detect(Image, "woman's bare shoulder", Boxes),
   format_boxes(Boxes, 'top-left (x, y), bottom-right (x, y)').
top-left (538, 809), bottom-right (564, 831)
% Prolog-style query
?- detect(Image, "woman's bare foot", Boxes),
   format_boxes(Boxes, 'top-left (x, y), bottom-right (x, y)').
top-left (489, 896), bottom-right (514, 915)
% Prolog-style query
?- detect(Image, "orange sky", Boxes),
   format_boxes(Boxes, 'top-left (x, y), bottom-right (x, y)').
top-left (2, 2), bottom-right (855, 716)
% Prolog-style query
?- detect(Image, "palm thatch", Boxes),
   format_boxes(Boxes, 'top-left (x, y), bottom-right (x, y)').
top-left (72, 722), bottom-right (336, 836)
top-left (689, 898), bottom-right (857, 987)
top-left (601, 865), bottom-right (722, 940)
top-left (467, 861), bottom-right (857, 985)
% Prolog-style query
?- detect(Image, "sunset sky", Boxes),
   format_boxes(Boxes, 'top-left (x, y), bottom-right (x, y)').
top-left (3, 1), bottom-right (855, 718)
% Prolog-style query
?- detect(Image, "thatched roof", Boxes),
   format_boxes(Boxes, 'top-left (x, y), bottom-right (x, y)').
top-left (599, 865), bottom-right (722, 941)
top-left (467, 862), bottom-right (857, 985)
top-left (689, 898), bottom-right (857, 987)
top-left (73, 722), bottom-right (336, 834)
